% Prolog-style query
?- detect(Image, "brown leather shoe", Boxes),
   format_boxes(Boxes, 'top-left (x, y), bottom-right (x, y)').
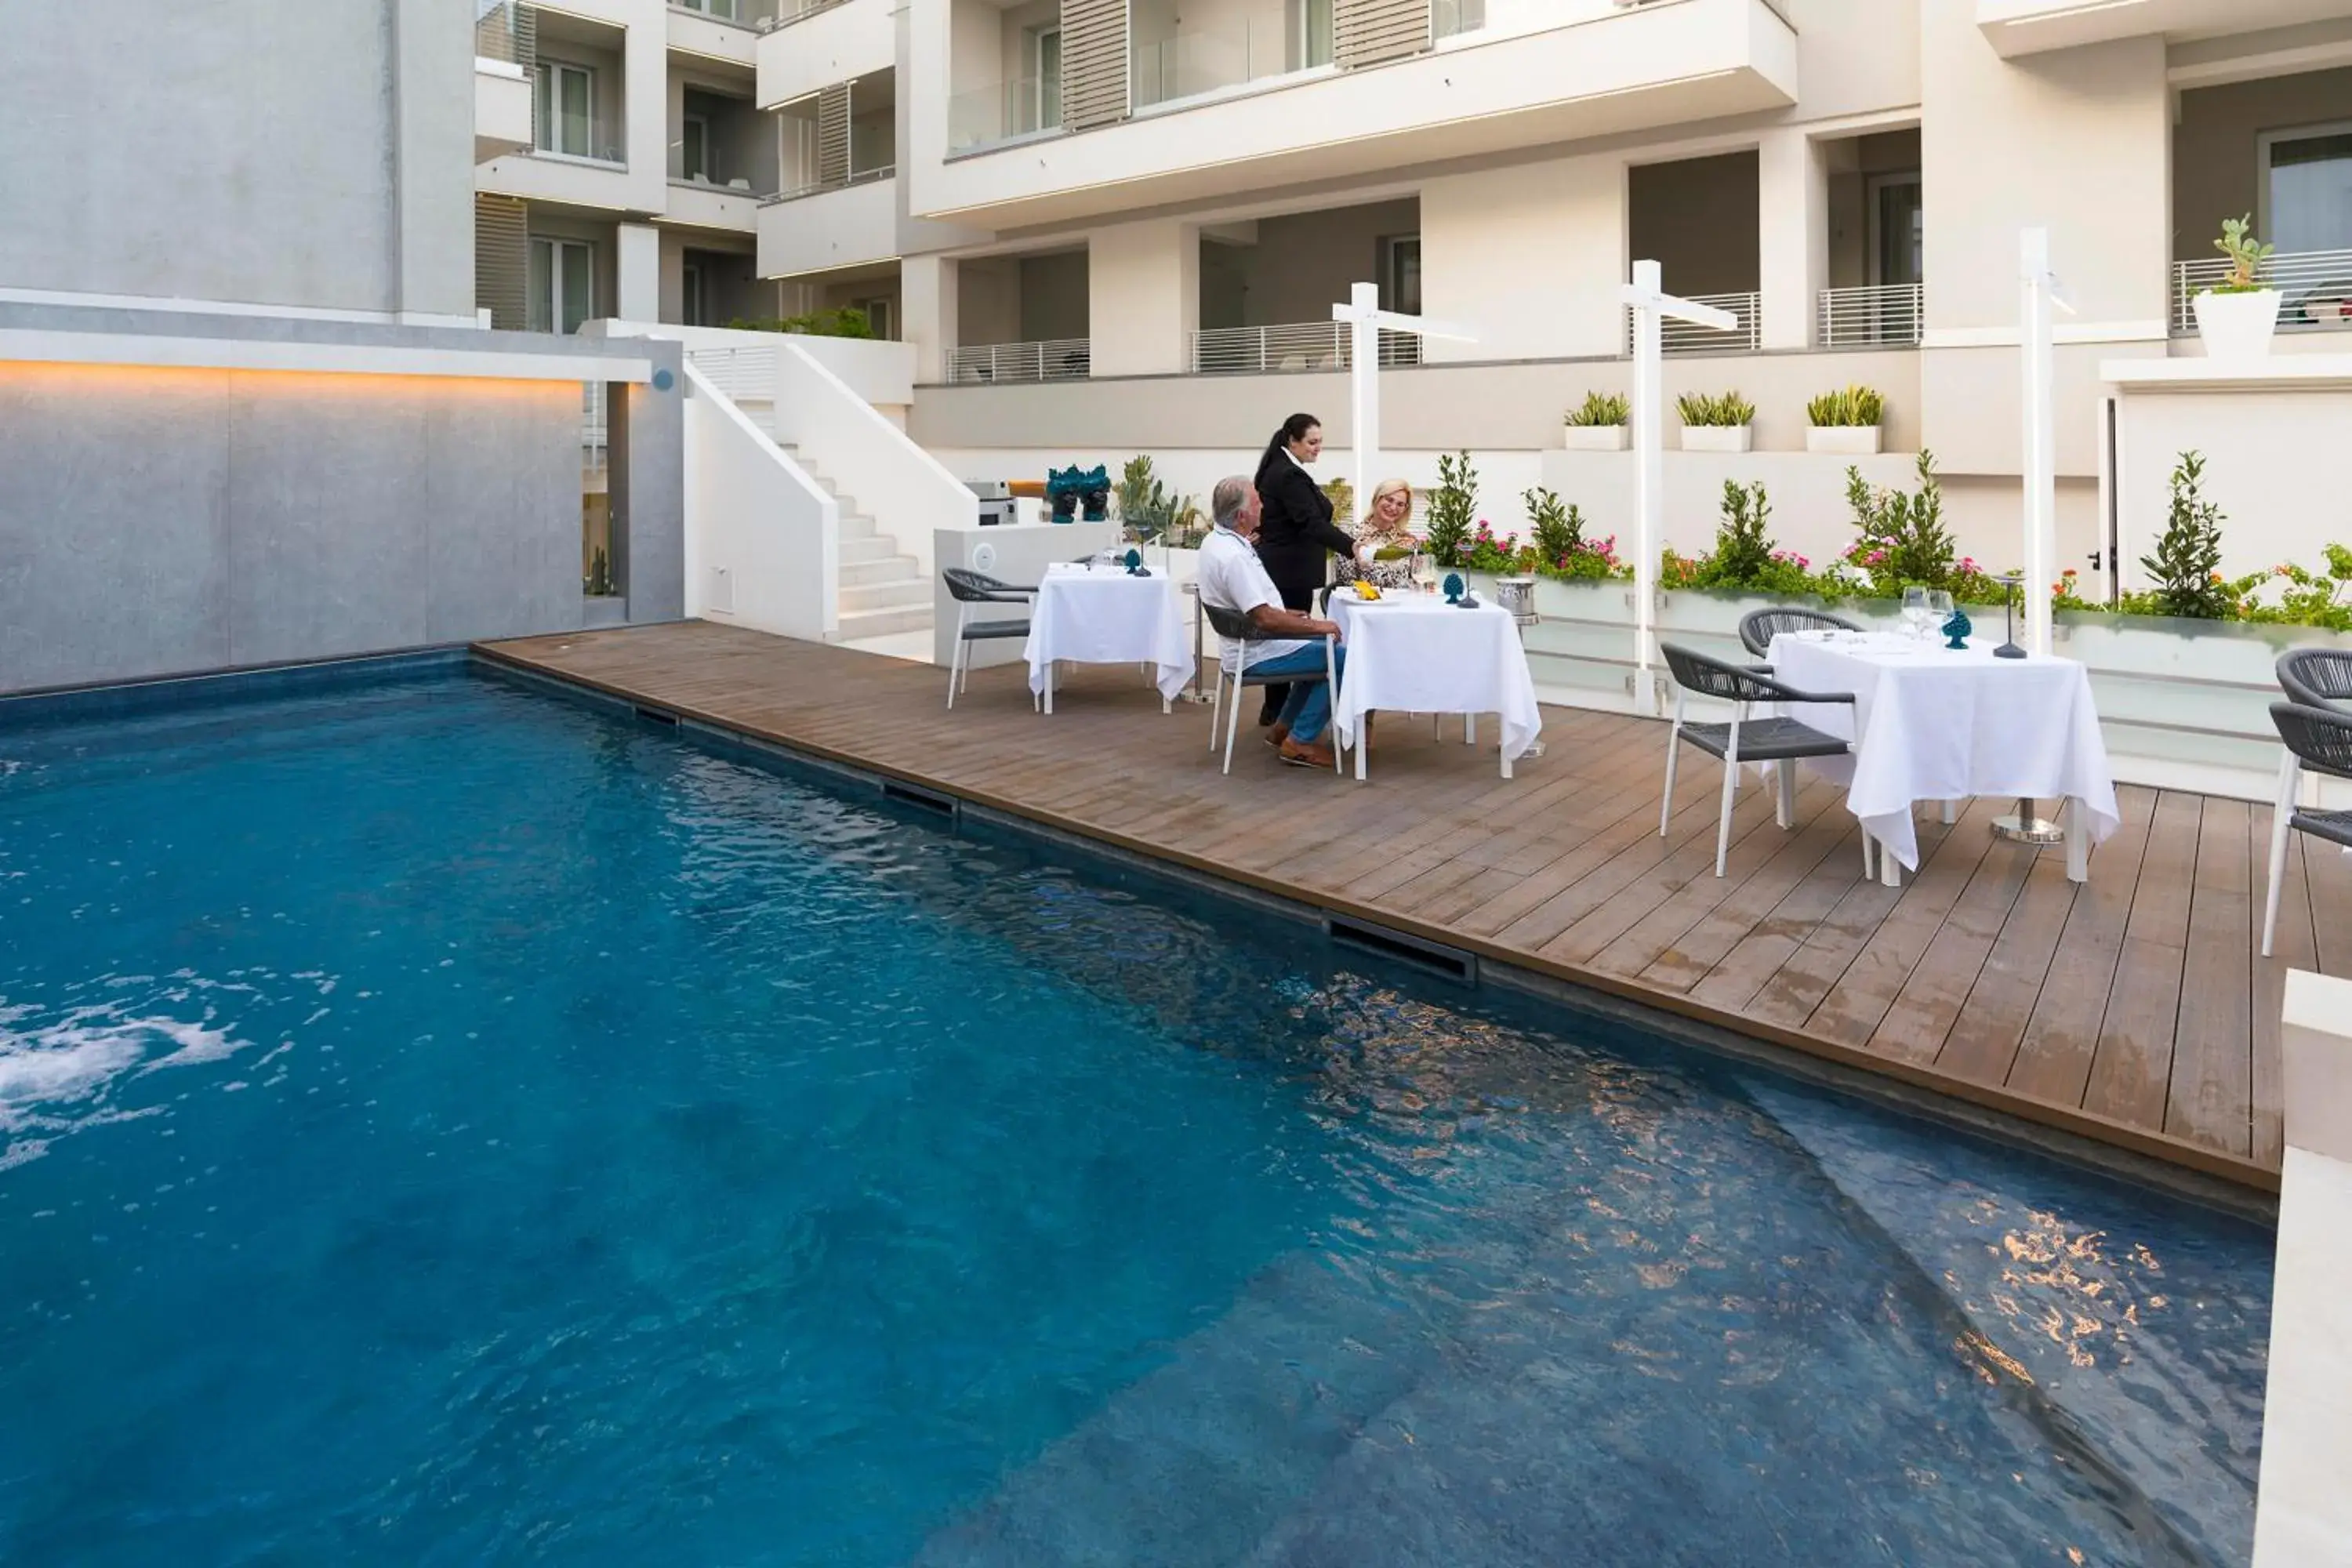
top-left (1279, 738), bottom-right (1337, 769)
top-left (1264, 722), bottom-right (1290, 750)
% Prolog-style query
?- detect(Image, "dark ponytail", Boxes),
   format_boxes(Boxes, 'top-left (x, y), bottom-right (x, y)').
top-left (1255, 412), bottom-right (1320, 487)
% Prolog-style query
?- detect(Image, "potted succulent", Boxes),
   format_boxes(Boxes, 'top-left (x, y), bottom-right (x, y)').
top-left (2193, 215), bottom-right (2281, 359)
top-left (1676, 390), bottom-right (1755, 453)
top-left (1562, 390), bottom-right (1631, 452)
top-left (1806, 383), bottom-right (1885, 456)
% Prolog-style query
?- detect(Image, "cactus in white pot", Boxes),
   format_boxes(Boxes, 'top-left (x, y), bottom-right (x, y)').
top-left (2193, 216), bottom-right (2281, 359)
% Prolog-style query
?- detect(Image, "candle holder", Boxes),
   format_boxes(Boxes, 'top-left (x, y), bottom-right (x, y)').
top-left (1993, 572), bottom-right (2027, 659)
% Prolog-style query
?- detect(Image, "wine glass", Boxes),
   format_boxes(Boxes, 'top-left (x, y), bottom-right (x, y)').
top-left (1927, 589), bottom-right (1956, 640)
top-left (1901, 586), bottom-right (1929, 640)
top-left (1413, 553), bottom-right (1439, 596)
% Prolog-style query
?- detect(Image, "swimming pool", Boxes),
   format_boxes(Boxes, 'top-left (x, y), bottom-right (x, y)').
top-left (0, 663), bottom-right (2270, 1566)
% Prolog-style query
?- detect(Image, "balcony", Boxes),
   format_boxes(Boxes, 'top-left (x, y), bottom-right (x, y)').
top-left (946, 339), bottom-right (1091, 383)
top-left (1627, 291), bottom-right (1761, 358)
top-left (1977, 0), bottom-right (2351, 57)
top-left (2172, 249), bottom-right (2352, 338)
top-left (757, 0), bottom-right (893, 109)
top-left (759, 167), bottom-right (898, 276)
top-left (1818, 283), bottom-right (1923, 349)
top-left (667, 0), bottom-right (768, 67)
top-left (912, 0), bottom-right (1797, 228)
top-left (1190, 322), bottom-right (1423, 375)
top-left (474, 59), bottom-right (532, 164)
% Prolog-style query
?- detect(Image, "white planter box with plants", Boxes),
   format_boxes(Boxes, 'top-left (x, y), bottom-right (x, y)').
top-left (1805, 383), bottom-right (1884, 456)
top-left (1562, 390), bottom-right (1631, 452)
top-left (1677, 390), bottom-right (1754, 453)
top-left (2193, 216), bottom-right (2284, 360)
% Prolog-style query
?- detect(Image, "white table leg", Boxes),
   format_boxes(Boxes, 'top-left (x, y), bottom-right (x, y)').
top-left (1044, 660), bottom-right (1054, 716)
top-left (1354, 721), bottom-right (1369, 781)
top-left (1881, 837), bottom-right (1904, 888)
top-left (1464, 713), bottom-right (1476, 746)
top-left (2065, 797), bottom-right (2089, 883)
top-left (1776, 760), bottom-right (1796, 829)
top-left (1941, 798), bottom-right (1957, 826)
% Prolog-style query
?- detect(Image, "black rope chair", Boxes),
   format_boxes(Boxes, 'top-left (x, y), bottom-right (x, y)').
top-left (1661, 642), bottom-right (1859, 878)
top-left (2277, 647), bottom-right (2352, 712)
top-left (1737, 606), bottom-right (1864, 665)
top-left (2263, 701), bottom-right (2352, 956)
top-left (942, 568), bottom-right (1036, 710)
top-left (1201, 601), bottom-right (1339, 775)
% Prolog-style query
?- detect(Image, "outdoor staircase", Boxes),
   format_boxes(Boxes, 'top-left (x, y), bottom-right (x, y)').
top-left (778, 441), bottom-right (933, 643)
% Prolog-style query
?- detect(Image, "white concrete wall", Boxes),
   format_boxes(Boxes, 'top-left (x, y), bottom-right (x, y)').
top-left (1089, 220), bottom-right (1198, 376)
top-left (757, 0), bottom-right (895, 107)
top-left (683, 359), bottom-right (839, 639)
top-left (932, 519), bottom-right (1120, 669)
top-left (1422, 153), bottom-right (1628, 362)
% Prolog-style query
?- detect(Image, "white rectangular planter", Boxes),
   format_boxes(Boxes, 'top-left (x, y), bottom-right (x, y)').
top-left (2193, 289), bottom-right (2282, 359)
top-left (1561, 424), bottom-right (1631, 452)
top-left (1679, 425), bottom-right (1752, 453)
top-left (1806, 425), bottom-right (1882, 456)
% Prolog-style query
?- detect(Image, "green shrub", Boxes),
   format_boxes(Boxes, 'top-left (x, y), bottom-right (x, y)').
top-left (1806, 384), bottom-right (1886, 428)
top-left (1115, 456), bottom-right (1199, 544)
top-left (1565, 391), bottom-right (1631, 427)
top-left (2140, 452), bottom-right (2235, 619)
top-left (1423, 451), bottom-right (1479, 569)
top-left (724, 307), bottom-right (877, 339)
top-left (1675, 390), bottom-right (1755, 427)
top-left (1523, 486), bottom-right (1584, 568)
top-left (1841, 451), bottom-right (1973, 595)
top-left (1707, 481), bottom-right (1773, 583)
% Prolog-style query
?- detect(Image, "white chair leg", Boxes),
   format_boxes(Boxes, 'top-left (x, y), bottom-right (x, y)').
top-left (1715, 752), bottom-right (1738, 878)
top-left (1207, 667), bottom-right (1224, 750)
top-left (1222, 677), bottom-right (1245, 775)
top-left (1776, 760), bottom-right (1796, 829)
top-left (1327, 639), bottom-right (1344, 775)
top-left (945, 608), bottom-right (967, 710)
top-left (1659, 735), bottom-right (1680, 837)
top-left (2263, 752), bottom-right (2299, 957)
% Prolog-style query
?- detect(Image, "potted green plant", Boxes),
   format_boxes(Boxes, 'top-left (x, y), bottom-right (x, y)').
top-left (1563, 390), bottom-right (1631, 452)
top-left (1676, 390), bottom-right (1755, 454)
top-left (1804, 383), bottom-right (1885, 456)
top-left (2193, 216), bottom-right (2281, 359)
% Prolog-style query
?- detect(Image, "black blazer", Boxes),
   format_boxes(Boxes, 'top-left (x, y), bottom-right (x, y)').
top-left (1253, 456), bottom-right (1357, 603)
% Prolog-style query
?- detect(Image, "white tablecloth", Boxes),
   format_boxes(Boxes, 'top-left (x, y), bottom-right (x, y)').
top-left (1768, 630), bottom-right (2120, 872)
top-left (1329, 593), bottom-right (1543, 763)
top-left (1024, 564), bottom-right (1192, 703)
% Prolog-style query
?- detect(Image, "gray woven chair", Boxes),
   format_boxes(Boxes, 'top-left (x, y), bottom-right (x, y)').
top-left (942, 568), bottom-right (1036, 711)
top-left (1201, 601), bottom-right (1340, 775)
top-left (2278, 647), bottom-right (2352, 712)
top-left (1737, 607), bottom-right (1864, 664)
top-left (1661, 641), bottom-right (1859, 877)
top-left (2263, 701), bottom-right (2352, 956)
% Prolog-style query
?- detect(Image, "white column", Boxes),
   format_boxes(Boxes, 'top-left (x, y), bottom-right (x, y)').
top-left (1631, 260), bottom-right (1664, 718)
top-left (1087, 220), bottom-right (1198, 377)
top-left (902, 253), bottom-right (959, 385)
top-left (2020, 228), bottom-right (2057, 657)
top-left (1757, 126), bottom-right (1826, 352)
top-left (616, 223), bottom-right (660, 324)
top-left (1422, 153), bottom-right (1624, 362)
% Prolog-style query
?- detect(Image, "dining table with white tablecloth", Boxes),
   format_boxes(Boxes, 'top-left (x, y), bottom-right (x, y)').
top-left (1023, 563), bottom-right (1193, 713)
top-left (1328, 590), bottom-right (1542, 780)
top-left (1766, 630), bottom-right (2120, 880)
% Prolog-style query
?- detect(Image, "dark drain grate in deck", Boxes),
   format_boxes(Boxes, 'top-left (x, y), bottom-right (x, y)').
top-left (880, 779), bottom-right (960, 820)
top-left (1327, 914), bottom-right (1478, 985)
top-left (633, 705), bottom-right (680, 727)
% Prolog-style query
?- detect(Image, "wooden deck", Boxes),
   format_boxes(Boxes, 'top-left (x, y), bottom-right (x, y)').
top-left (477, 620), bottom-right (2347, 1190)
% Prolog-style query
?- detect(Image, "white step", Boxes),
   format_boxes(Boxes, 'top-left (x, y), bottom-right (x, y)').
top-left (839, 578), bottom-right (932, 614)
top-left (838, 535), bottom-right (902, 565)
top-left (837, 603), bottom-right (935, 641)
top-left (838, 512), bottom-right (877, 539)
top-left (841, 554), bottom-right (921, 586)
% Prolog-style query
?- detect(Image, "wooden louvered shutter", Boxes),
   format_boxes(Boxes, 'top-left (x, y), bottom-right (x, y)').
top-left (1059, 0), bottom-right (1128, 132)
top-left (816, 83), bottom-right (851, 187)
top-left (474, 194), bottom-right (530, 330)
top-left (1335, 0), bottom-right (1428, 68)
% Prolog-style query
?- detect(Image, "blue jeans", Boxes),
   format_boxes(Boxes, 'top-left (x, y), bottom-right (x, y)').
top-left (1246, 643), bottom-right (1346, 746)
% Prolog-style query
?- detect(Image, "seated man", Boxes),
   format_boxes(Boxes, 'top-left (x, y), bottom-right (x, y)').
top-left (1198, 475), bottom-right (1350, 770)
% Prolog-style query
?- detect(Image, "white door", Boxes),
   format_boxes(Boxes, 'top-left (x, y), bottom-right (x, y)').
top-left (528, 238), bottom-right (594, 334)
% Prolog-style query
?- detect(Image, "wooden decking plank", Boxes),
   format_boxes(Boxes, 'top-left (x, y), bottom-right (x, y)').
top-left (2167, 798), bottom-right (2254, 1158)
top-left (2082, 790), bottom-right (2201, 1133)
top-left (1865, 831), bottom-right (2042, 1066)
top-left (2005, 785), bottom-right (2158, 1110)
top-left (1634, 800), bottom-right (1859, 993)
top-left (2249, 821), bottom-right (2312, 1169)
top-left (1932, 851), bottom-right (2082, 1090)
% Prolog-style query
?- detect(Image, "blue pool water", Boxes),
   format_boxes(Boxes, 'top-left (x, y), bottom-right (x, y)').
top-left (0, 667), bottom-right (2271, 1566)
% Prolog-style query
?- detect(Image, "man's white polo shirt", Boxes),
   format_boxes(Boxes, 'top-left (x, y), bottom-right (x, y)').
top-left (1196, 526), bottom-right (1311, 675)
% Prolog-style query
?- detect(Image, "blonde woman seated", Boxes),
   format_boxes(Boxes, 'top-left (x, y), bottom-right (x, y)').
top-left (1344, 479), bottom-right (1422, 593)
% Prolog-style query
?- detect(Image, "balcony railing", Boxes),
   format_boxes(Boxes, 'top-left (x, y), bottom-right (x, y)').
top-left (760, 162), bottom-right (894, 205)
top-left (1132, 19), bottom-right (1298, 111)
top-left (1626, 290), bottom-right (1760, 357)
top-left (760, 0), bottom-right (847, 29)
top-left (1190, 322), bottom-right (1425, 375)
top-left (1817, 282), bottom-right (1923, 348)
top-left (1431, 0), bottom-right (1486, 39)
top-left (669, 0), bottom-right (779, 26)
top-left (474, 0), bottom-right (534, 67)
top-left (947, 76), bottom-right (1061, 154)
top-left (946, 339), bottom-right (1091, 384)
top-left (2172, 248), bottom-right (2352, 336)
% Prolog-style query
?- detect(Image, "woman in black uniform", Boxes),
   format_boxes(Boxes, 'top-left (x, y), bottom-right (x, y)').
top-left (1250, 412), bottom-right (1367, 727)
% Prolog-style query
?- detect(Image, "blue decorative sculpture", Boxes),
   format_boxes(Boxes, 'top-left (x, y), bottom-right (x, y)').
top-left (1443, 572), bottom-right (1465, 604)
top-left (1123, 547), bottom-right (1149, 576)
top-left (1045, 464), bottom-right (1111, 524)
top-left (1942, 608), bottom-right (1973, 649)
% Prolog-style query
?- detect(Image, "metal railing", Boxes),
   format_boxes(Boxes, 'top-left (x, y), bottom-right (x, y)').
top-left (686, 345), bottom-right (780, 402)
top-left (1817, 282), bottom-right (1923, 347)
top-left (760, 162), bottom-right (894, 205)
top-left (760, 0), bottom-right (846, 28)
top-left (946, 339), bottom-right (1091, 384)
top-left (2172, 248), bottom-right (2352, 336)
top-left (474, 0), bottom-right (534, 67)
top-left (1189, 322), bottom-right (1425, 375)
top-left (1132, 18), bottom-right (1292, 110)
top-left (1432, 0), bottom-right (1486, 39)
top-left (946, 75), bottom-right (1060, 154)
top-left (583, 381), bottom-right (607, 455)
top-left (1626, 290), bottom-right (1760, 357)
top-left (668, 0), bottom-right (779, 26)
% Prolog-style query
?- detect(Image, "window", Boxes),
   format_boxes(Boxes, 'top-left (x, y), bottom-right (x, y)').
top-left (2263, 123), bottom-right (2352, 255)
top-left (1868, 174), bottom-right (1922, 288)
top-left (681, 113), bottom-right (711, 180)
top-left (1288, 0), bottom-right (1333, 69)
top-left (677, 0), bottom-right (739, 16)
top-left (682, 262), bottom-right (709, 327)
top-left (855, 296), bottom-right (894, 339)
top-left (1028, 27), bottom-right (1062, 132)
top-left (528, 238), bottom-right (594, 334)
top-left (1381, 235), bottom-right (1421, 318)
top-left (535, 61), bottom-right (594, 158)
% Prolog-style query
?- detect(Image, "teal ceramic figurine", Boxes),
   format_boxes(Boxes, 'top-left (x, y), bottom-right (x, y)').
top-left (1123, 547), bottom-right (1149, 576)
top-left (1443, 572), bottom-right (1465, 604)
top-left (1942, 608), bottom-right (1972, 649)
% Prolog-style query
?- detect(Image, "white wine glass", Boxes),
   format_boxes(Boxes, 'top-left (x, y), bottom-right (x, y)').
top-left (1901, 586), bottom-right (1929, 640)
top-left (1927, 589), bottom-right (1956, 639)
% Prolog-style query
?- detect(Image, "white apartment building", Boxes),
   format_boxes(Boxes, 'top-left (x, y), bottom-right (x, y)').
top-left (740, 0), bottom-right (2352, 577)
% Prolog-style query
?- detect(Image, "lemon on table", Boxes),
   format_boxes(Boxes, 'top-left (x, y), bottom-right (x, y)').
top-left (1354, 581), bottom-right (1380, 601)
